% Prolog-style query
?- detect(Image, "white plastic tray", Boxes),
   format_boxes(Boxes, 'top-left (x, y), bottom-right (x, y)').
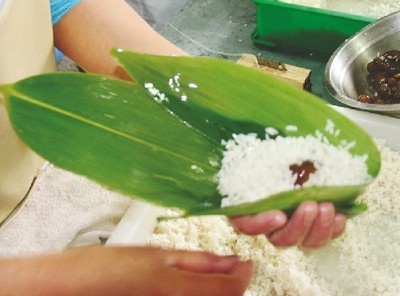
top-left (107, 106), bottom-right (400, 245)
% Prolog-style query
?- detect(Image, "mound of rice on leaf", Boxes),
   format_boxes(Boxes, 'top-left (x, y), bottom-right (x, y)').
top-left (217, 124), bottom-right (372, 208)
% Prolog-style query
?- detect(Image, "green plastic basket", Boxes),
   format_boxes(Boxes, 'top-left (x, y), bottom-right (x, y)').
top-left (251, 0), bottom-right (375, 56)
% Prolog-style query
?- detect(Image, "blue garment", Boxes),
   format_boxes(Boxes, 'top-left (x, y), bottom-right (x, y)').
top-left (50, 0), bottom-right (81, 25)
top-left (50, 0), bottom-right (81, 61)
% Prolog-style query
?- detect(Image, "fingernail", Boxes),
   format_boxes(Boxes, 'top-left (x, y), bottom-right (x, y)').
top-left (214, 255), bottom-right (240, 269)
top-left (320, 204), bottom-right (335, 227)
top-left (333, 214), bottom-right (346, 236)
top-left (302, 203), bottom-right (318, 226)
top-left (273, 214), bottom-right (287, 227)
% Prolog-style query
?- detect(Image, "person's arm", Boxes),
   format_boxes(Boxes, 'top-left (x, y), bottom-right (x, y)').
top-left (0, 246), bottom-right (252, 295)
top-left (53, 0), bottom-right (346, 249)
top-left (53, 0), bottom-right (187, 79)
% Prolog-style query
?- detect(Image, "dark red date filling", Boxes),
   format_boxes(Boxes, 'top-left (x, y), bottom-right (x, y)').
top-left (358, 49), bottom-right (400, 104)
top-left (289, 160), bottom-right (316, 186)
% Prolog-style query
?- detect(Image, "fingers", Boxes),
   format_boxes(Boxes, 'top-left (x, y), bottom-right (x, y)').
top-left (159, 249), bottom-right (253, 296)
top-left (166, 250), bottom-right (242, 274)
top-left (199, 260), bottom-right (253, 296)
top-left (229, 210), bottom-right (287, 235)
top-left (331, 212), bottom-right (346, 239)
top-left (266, 202), bottom-right (347, 248)
top-left (300, 202), bottom-right (335, 248)
top-left (267, 201), bottom-right (319, 247)
top-left (117, 247), bottom-right (253, 296)
top-left (299, 203), bottom-right (347, 248)
top-left (170, 259), bottom-right (253, 296)
top-left (229, 201), bottom-right (347, 249)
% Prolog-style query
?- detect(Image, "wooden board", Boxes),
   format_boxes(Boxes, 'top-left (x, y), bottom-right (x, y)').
top-left (237, 54), bottom-right (312, 91)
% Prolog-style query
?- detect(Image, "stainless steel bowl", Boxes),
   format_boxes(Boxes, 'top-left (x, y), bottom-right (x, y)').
top-left (325, 10), bottom-right (400, 118)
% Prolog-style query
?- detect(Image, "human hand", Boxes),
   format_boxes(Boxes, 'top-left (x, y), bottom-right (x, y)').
top-left (229, 201), bottom-right (346, 248)
top-left (1, 246), bottom-right (253, 296)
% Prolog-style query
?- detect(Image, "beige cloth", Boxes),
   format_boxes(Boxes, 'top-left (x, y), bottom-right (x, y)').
top-left (0, 0), bottom-right (135, 256)
top-left (0, 0), bottom-right (56, 223)
top-left (0, 163), bottom-right (132, 257)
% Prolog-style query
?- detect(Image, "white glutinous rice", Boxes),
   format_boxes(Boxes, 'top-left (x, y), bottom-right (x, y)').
top-left (149, 139), bottom-right (400, 296)
top-left (217, 131), bottom-right (372, 208)
top-left (280, 0), bottom-right (400, 19)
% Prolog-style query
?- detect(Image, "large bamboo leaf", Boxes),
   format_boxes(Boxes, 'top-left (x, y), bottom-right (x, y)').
top-left (0, 50), bottom-right (381, 216)
top-left (0, 74), bottom-right (221, 209)
top-left (110, 50), bottom-right (381, 215)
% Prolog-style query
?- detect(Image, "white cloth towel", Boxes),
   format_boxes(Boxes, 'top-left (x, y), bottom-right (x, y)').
top-left (0, 163), bottom-right (132, 257)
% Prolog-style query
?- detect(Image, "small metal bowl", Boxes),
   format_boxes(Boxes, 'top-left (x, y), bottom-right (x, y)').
top-left (325, 10), bottom-right (400, 118)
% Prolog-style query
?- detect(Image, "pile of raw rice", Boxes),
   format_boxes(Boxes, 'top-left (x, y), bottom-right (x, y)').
top-left (149, 139), bottom-right (400, 295)
top-left (280, 0), bottom-right (400, 19)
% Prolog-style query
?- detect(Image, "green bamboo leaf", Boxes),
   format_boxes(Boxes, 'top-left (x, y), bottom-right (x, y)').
top-left (0, 74), bottom-right (221, 209)
top-left (0, 50), bottom-right (381, 217)
top-left (185, 185), bottom-right (366, 217)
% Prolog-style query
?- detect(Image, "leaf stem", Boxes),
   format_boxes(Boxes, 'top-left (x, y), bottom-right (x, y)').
top-left (0, 84), bottom-right (10, 107)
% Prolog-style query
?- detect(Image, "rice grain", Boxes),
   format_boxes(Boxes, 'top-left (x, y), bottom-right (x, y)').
top-left (149, 139), bottom-right (400, 296)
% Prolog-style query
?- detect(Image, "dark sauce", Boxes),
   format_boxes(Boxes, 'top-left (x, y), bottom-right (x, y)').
top-left (358, 49), bottom-right (400, 104)
top-left (289, 160), bottom-right (316, 186)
